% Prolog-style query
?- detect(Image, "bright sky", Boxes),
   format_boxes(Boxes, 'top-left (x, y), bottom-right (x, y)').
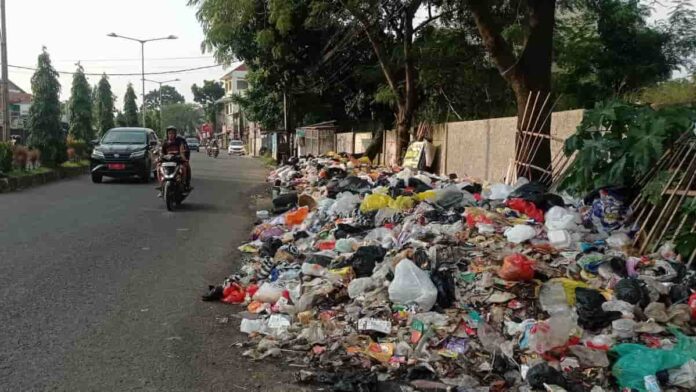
top-left (5, 0), bottom-right (234, 108)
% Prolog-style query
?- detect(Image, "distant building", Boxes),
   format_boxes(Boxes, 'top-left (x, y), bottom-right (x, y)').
top-left (218, 63), bottom-right (261, 154)
top-left (0, 79), bottom-right (33, 142)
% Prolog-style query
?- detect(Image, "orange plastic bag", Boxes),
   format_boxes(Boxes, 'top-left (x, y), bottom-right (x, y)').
top-left (498, 254), bottom-right (535, 281)
top-left (221, 283), bottom-right (246, 304)
top-left (285, 206), bottom-right (309, 226)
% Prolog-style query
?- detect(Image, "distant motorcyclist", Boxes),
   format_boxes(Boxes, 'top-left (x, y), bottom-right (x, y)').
top-left (159, 126), bottom-right (192, 192)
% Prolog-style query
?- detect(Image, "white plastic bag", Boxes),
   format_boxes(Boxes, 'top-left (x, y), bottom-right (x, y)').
top-left (527, 312), bottom-right (577, 354)
top-left (388, 259), bottom-right (437, 311)
top-left (545, 206), bottom-right (579, 231)
top-left (253, 282), bottom-right (285, 303)
top-left (489, 183), bottom-right (513, 200)
top-left (669, 359), bottom-right (696, 388)
top-left (240, 318), bottom-right (268, 335)
top-left (329, 192), bottom-right (361, 217)
top-left (504, 224), bottom-right (537, 244)
top-left (348, 277), bottom-right (377, 299)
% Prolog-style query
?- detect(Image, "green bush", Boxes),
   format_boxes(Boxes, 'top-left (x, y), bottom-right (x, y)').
top-left (67, 137), bottom-right (89, 159)
top-left (559, 100), bottom-right (696, 195)
top-left (0, 142), bottom-right (11, 173)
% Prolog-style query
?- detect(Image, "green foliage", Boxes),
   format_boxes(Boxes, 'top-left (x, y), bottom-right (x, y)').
top-left (144, 110), bottom-right (161, 138)
top-left (96, 75), bottom-right (115, 135)
top-left (637, 76), bottom-right (696, 107)
top-left (643, 170), bottom-right (673, 204)
top-left (123, 83), bottom-right (139, 126)
top-left (0, 142), bottom-right (12, 173)
top-left (115, 111), bottom-right (127, 127)
top-left (559, 100), bottom-right (696, 195)
top-left (144, 85), bottom-right (185, 109)
top-left (27, 48), bottom-right (66, 167)
top-left (191, 80), bottom-right (225, 130)
top-left (161, 103), bottom-right (204, 134)
top-left (675, 232), bottom-right (696, 259)
top-left (68, 65), bottom-right (94, 142)
top-left (555, 0), bottom-right (674, 109)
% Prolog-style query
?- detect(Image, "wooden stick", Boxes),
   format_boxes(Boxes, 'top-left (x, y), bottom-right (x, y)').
top-left (515, 91), bottom-right (534, 164)
top-left (652, 155), bottom-right (696, 252)
top-left (517, 91), bottom-right (541, 164)
top-left (639, 142), bottom-right (696, 253)
top-left (521, 94), bottom-right (560, 180)
top-left (631, 141), bottom-right (691, 212)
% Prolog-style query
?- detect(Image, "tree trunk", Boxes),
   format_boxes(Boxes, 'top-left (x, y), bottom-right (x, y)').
top-left (467, 0), bottom-right (556, 182)
top-left (395, 107), bottom-right (412, 163)
top-left (365, 129), bottom-right (383, 161)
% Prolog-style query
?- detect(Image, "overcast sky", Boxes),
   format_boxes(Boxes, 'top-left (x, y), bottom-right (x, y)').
top-left (4, 0), bottom-right (688, 109)
top-left (5, 0), bottom-right (235, 108)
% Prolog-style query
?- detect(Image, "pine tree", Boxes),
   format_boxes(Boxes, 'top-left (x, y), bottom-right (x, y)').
top-left (123, 83), bottom-right (139, 126)
top-left (67, 64), bottom-right (94, 141)
top-left (96, 74), bottom-right (115, 135)
top-left (27, 47), bottom-right (66, 166)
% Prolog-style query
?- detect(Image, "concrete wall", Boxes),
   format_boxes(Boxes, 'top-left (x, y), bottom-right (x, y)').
top-left (321, 109), bottom-right (583, 181)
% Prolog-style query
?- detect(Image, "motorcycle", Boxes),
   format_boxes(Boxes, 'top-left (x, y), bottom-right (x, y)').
top-left (207, 144), bottom-right (219, 158)
top-left (158, 154), bottom-right (190, 211)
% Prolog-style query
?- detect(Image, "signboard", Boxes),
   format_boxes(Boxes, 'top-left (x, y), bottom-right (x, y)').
top-left (402, 141), bottom-right (425, 169)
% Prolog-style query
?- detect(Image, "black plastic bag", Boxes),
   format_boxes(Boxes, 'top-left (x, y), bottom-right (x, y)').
top-left (336, 176), bottom-right (371, 194)
top-left (540, 193), bottom-right (565, 211)
top-left (413, 248), bottom-right (431, 269)
top-left (431, 269), bottom-right (457, 309)
top-left (272, 192), bottom-right (298, 213)
top-left (260, 237), bottom-right (283, 258)
top-left (669, 284), bottom-right (691, 304)
top-left (462, 183), bottom-right (482, 194)
top-left (326, 167), bottom-right (347, 179)
top-left (305, 253), bottom-right (333, 267)
top-left (526, 363), bottom-right (568, 390)
top-left (615, 278), bottom-right (650, 308)
top-left (575, 287), bottom-right (622, 330)
top-left (609, 256), bottom-right (628, 277)
top-left (350, 246), bottom-right (386, 278)
top-left (508, 182), bottom-right (546, 205)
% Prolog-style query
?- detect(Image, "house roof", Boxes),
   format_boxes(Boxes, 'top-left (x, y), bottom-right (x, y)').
top-left (0, 79), bottom-right (32, 104)
top-left (220, 62), bottom-right (248, 80)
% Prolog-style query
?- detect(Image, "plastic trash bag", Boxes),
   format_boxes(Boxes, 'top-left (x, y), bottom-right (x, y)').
top-left (612, 329), bottom-right (696, 391)
top-left (221, 283), bottom-right (246, 304)
top-left (364, 227), bottom-right (396, 249)
top-left (336, 176), bottom-right (371, 194)
top-left (430, 269), bottom-right (457, 309)
top-left (374, 207), bottom-right (397, 226)
top-left (615, 278), bottom-right (650, 308)
top-left (668, 359), bottom-right (696, 389)
top-left (584, 187), bottom-right (632, 233)
top-left (350, 245), bottom-right (386, 278)
top-left (335, 238), bottom-right (358, 253)
top-left (507, 198), bottom-right (545, 222)
top-left (388, 259), bottom-right (437, 311)
top-left (415, 190), bottom-right (436, 201)
top-left (527, 311), bottom-right (577, 354)
top-left (498, 254), bottom-right (535, 281)
top-left (347, 277), bottom-right (377, 299)
top-left (360, 193), bottom-right (392, 213)
top-left (489, 183), bottom-right (513, 200)
top-left (285, 207), bottom-right (309, 226)
top-left (526, 363), bottom-right (570, 390)
top-left (504, 224), bottom-right (537, 244)
top-left (253, 282), bottom-right (285, 303)
top-left (329, 192), bottom-right (361, 217)
top-left (389, 195), bottom-right (415, 211)
top-left (607, 232), bottom-right (631, 249)
top-left (575, 287), bottom-right (622, 330)
top-left (545, 206), bottom-right (579, 231)
top-left (509, 182), bottom-right (545, 204)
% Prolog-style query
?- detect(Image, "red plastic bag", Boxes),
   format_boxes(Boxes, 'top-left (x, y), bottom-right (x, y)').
top-left (498, 254), bottom-right (535, 281)
top-left (285, 206), bottom-right (309, 226)
top-left (246, 283), bottom-right (259, 298)
top-left (507, 198), bottom-right (544, 222)
top-left (689, 293), bottom-right (696, 319)
top-left (221, 283), bottom-right (246, 304)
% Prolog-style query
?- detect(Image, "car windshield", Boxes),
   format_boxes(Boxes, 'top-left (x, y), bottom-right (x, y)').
top-left (102, 131), bottom-right (146, 145)
top-left (186, 138), bottom-right (199, 144)
top-left (231, 141), bottom-right (243, 146)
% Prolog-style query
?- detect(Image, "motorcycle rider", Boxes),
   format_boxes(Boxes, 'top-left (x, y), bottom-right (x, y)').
top-left (158, 126), bottom-right (192, 195)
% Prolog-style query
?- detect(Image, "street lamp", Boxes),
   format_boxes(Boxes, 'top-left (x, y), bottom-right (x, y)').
top-left (106, 32), bottom-right (178, 127)
top-left (144, 78), bottom-right (179, 135)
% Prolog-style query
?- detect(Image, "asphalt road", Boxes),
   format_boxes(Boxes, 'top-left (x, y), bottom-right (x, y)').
top-left (0, 153), bottom-right (301, 392)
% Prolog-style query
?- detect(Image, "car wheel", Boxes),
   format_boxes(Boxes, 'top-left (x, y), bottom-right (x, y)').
top-left (91, 173), bottom-right (102, 183)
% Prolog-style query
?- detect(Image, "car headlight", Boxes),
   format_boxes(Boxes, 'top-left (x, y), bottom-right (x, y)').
top-left (130, 150), bottom-right (146, 159)
top-left (91, 150), bottom-right (105, 159)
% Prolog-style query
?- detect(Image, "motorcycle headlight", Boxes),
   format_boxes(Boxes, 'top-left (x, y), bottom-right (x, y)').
top-left (130, 150), bottom-right (146, 159)
top-left (91, 150), bottom-right (105, 159)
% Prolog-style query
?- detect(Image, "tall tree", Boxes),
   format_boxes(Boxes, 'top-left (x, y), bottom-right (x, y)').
top-left (68, 64), bottom-right (94, 141)
top-left (115, 111), bottom-right (128, 127)
top-left (161, 103), bottom-right (204, 135)
top-left (27, 48), bottom-right (66, 167)
top-left (456, 0), bottom-right (557, 179)
top-left (123, 83), bottom-right (139, 126)
top-left (191, 80), bottom-right (225, 131)
top-left (144, 85), bottom-right (185, 109)
top-left (96, 74), bottom-right (115, 135)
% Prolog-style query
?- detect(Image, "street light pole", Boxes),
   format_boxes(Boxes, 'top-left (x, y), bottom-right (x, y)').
top-left (106, 33), bottom-right (177, 129)
top-left (144, 78), bottom-right (179, 135)
top-left (1, 0), bottom-right (9, 142)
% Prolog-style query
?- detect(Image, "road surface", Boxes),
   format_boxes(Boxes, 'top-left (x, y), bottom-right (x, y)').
top-left (0, 153), bottom-right (300, 391)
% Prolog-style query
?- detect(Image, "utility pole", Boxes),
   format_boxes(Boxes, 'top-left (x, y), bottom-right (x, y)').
top-left (1, 0), bottom-right (10, 142)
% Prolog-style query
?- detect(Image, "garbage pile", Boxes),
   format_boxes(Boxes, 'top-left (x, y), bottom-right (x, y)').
top-left (203, 154), bottom-right (696, 392)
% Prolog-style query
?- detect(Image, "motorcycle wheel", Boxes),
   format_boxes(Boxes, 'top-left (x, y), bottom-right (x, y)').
top-left (164, 182), bottom-right (175, 211)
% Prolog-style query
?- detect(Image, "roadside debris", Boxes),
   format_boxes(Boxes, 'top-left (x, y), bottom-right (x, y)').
top-left (204, 153), bottom-right (696, 392)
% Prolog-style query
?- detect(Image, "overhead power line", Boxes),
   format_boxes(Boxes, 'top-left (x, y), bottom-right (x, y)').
top-left (52, 55), bottom-right (216, 63)
top-left (8, 64), bottom-right (222, 77)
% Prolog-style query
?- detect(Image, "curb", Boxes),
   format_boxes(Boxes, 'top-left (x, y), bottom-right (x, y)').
top-left (0, 166), bottom-right (89, 194)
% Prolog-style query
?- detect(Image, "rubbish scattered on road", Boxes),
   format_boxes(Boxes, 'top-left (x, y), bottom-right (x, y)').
top-left (204, 154), bottom-right (696, 391)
